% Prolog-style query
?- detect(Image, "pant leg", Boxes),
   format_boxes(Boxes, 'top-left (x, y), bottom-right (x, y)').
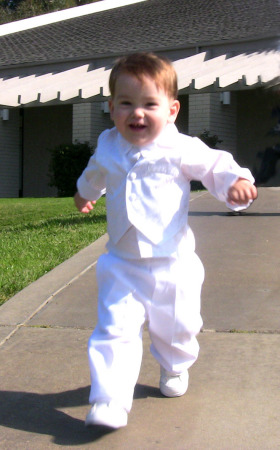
top-left (148, 252), bottom-right (204, 374)
top-left (88, 253), bottom-right (147, 413)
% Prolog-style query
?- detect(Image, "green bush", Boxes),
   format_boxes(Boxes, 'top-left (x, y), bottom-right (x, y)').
top-left (191, 130), bottom-right (223, 191)
top-left (199, 129), bottom-right (223, 149)
top-left (0, 0), bottom-right (99, 24)
top-left (48, 141), bottom-right (93, 197)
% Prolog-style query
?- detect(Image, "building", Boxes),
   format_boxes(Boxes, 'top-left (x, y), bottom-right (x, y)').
top-left (0, 0), bottom-right (279, 197)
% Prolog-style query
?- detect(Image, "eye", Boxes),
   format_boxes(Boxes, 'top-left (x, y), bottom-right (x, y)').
top-left (146, 102), bottom-right (158, 108)
top-left (120, 101), bottom-right (131, 106)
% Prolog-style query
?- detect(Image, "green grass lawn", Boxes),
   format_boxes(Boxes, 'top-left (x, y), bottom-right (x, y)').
top-left (0, 197), bottom-right (107, 306)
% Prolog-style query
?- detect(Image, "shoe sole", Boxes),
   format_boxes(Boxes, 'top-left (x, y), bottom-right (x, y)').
top-left (85, 404), bottom-right (128, 429)
top-left (159, 383), bottom-right (188, 397)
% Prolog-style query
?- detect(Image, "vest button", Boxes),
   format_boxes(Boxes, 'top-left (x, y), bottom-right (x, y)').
top-left (129, 193), bottom-right (136, 201)
top-left (130, 172), bottom-right (137, 180)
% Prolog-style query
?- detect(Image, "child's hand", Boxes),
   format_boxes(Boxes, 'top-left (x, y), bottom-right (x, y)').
top-left (227, 178), bottom-right (257, 206)
top-left (74, 192), bottom-right (96, 213)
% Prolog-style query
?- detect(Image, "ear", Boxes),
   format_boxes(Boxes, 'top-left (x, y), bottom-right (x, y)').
top-left (109, 98), bottom-right (114, 120)
top-left (168, 99), bottom-right (180, 123)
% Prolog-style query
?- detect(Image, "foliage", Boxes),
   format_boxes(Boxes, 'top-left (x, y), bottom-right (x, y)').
top-left (198, 129), bottom-right (223, 149)
top-left (0, 196), bottom-right (107, 305)
top-left (0, 0), bottom-right (101, 24)
top-left (191, 129), bottom-right (222, 190)
top-left (48, 141), bottom-right (93, 197)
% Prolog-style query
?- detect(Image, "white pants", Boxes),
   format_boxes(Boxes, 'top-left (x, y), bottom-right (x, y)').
top-left (88, 251), bottom-right (204, 412)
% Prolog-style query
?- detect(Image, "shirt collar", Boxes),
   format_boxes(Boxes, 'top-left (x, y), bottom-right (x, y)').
top-left (116, 124), bottom-right (179, 155)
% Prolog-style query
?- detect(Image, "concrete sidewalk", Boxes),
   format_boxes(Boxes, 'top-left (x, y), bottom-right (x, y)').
top-left (0, 187), bottom-right (279, 449)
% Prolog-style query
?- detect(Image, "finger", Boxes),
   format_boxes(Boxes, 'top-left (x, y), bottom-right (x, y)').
top-left (228, 188), bottom-right (247, 205)
top-left (227, 187), bottom-right (239, 203)
top-left (86, 201), bottom-right (94, 210)
top-left (251, 185), bottom-right (258, 200)
top-left (242, 186), bottom-right (257, 203)
top-left (80, 206), bottom-right (90, 213)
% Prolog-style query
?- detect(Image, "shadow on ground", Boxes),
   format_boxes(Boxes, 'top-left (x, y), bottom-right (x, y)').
top-left (0, 384), bottom-right (161, 446)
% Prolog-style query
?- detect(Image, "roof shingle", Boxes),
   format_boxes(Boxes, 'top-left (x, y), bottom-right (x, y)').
top-left (0, 0), bottom-right (279, 67)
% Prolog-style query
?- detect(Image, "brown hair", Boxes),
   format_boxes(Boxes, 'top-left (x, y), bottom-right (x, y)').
top-left (109, 52), bottom-right (178, 99)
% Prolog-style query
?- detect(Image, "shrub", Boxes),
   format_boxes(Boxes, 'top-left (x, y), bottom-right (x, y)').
top-left (48, 141), bottom-right (93, 197)
top-left (199, 129), bottom-right (223, 149)
top-left (191, 130), bottom-right (223, 191)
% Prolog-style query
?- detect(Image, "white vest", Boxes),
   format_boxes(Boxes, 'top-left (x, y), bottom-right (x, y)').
top-left (96, 126), bottom-right (190, 245)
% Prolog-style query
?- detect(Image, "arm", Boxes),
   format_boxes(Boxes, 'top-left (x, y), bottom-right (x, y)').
top-left (181, 136), bottom-right (256, 210)
top-left (75, 134), bottom-right (107, 209)
top-left (76, 154), bottom-right (106, 203)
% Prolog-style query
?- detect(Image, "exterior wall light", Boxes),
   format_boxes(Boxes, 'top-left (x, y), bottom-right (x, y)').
top-left (220, 92), bottom-right (231, 105)
top-left (0, 109), bottom-right (9, 120)
top-left (101, 101), bottom-right (110, 113)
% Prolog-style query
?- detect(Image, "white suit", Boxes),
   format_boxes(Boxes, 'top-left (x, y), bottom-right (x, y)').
top-left (77, 124), bottom-right (254, 412)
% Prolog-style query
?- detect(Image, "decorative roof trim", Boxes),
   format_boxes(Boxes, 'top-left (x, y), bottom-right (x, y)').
top-left (1, 50), bottom-right (279, 108)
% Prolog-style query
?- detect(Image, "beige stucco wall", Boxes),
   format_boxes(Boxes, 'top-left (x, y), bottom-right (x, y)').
top-left (188, 92), bottom-right (237, 156)
top-left (188, 93), bottom-right (211, 137)
top-left (209, 92), bottom-right (237, 157)
top-left (23, 105), bottom-right (72, 197)
top-left (73, 102), bottom-right (113, 149)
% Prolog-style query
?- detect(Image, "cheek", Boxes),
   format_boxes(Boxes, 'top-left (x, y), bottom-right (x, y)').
top-left (151, 113), bottom-right (169, 129)
top-left (115, 108), bottom-right (127, 119)
top-left (111, 110), bottom-right (125, 125)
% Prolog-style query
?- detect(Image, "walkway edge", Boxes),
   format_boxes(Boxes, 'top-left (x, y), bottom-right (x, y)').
top-left (0, 234), bottom-right (108, 331)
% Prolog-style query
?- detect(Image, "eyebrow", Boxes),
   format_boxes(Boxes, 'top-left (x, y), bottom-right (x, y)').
top-left (115, 94), bottom-right (131, 99)
top-left (116, 94), bottom-right (160, 101)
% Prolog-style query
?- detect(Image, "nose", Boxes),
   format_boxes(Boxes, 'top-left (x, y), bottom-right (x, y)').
top-left (132, 107), bottom-right (144, 118)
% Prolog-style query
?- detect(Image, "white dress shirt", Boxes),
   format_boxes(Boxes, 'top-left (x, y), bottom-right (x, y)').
top-left (77, 124), bottom-right (254, 259)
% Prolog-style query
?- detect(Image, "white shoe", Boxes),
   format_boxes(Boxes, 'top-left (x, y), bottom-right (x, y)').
top-left (85, 401), bottom-right (128, 429)
top-left (159, 367), bottom-right (189, 397)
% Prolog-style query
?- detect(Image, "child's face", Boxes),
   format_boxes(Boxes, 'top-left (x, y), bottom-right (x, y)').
top-left (109, 73), bottom-right (180, 147)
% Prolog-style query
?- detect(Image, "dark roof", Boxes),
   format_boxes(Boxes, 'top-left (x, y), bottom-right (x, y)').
top-left (0, 0), bottom-right (279, 68)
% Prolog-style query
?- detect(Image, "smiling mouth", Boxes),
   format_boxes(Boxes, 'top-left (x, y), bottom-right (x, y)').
top-left (129, 124), bottom-right (147, 131)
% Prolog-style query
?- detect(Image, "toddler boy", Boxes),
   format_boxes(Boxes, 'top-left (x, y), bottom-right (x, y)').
top-left (74, 52), bottom-right (257, 429)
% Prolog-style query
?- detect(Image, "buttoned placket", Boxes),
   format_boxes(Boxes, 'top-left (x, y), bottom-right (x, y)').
top-left (126, 146), bottom-right (141, 165)
top-left (126, 146), bottom-right (141, 203)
